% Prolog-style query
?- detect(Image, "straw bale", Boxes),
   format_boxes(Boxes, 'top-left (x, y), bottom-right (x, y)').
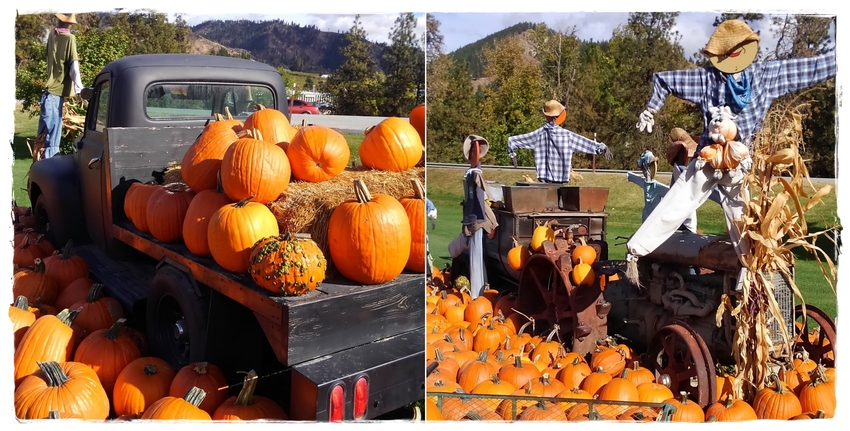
top-left (269, 166), bottom-right (425, 272)
top-left (163, 162), bottom-right (183, 184)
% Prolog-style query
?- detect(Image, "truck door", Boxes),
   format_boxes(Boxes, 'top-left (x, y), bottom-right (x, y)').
top-left (77, 76), bottom-right (111, 250)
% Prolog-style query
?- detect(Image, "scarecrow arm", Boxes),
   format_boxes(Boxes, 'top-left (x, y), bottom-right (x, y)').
top-left (646, 68), bottom-right (712, 112)
top-left (566, 131), bottom-right (608, 156)
top-left (507, 128), bottom-right (544, 158)
top-left (761, 50), bottom-right (837, 97)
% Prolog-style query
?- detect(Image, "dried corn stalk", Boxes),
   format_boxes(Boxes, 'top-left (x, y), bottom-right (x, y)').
top-left (719, 101), bottom-right (838, 402)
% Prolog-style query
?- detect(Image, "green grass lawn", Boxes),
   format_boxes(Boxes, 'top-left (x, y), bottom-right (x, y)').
top-left (426, 166), bottom-right (839, 319)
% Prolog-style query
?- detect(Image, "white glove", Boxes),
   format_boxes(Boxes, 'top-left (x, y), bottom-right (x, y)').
top-left (427, 209), bottom-right (437, 221)
top-left (738, 156), bottom-right (753, 174)
top-left (636, 109), bottom-right (655, 133)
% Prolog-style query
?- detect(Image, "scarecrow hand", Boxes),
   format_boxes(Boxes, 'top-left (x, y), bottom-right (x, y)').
top-left (427, 208), bottom-right (438, 221)
top-left (599, 144), bottom-right (614, 161)
top-left (739, 156), bottom-right (752, 174)
top-left (636, 109), bottom-right (655, 133)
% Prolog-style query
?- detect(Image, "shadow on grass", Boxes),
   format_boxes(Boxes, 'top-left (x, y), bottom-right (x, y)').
top-left (789, 222), bottom-right (841, 263)
top-left (12, 133), bottom-right (36, 162)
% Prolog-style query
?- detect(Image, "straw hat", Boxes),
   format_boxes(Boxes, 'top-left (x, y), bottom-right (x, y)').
top-left (542, 100), bottom-right (565, 117)
top-left (55, 13), bottom-right (78, 24)
top-left (463, 134), bottom-right (489, 161)
top-left (704, 20), bottom-right (759, 74)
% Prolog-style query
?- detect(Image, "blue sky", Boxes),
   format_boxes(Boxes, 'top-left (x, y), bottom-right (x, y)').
top-left (431, 12), bottom-right (835, 59)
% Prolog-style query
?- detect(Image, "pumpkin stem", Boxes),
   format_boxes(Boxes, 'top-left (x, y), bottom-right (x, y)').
top-left (47, 411), bottom-right (63, 419)
top-left (86, 283), bottom-right (105, 303)
top-left (224, 105), bottom-right (233, 120)
top-left (233, 370), bottom-right (257, 406)
top-left (815, 410), bottom-right (825, 419)
top-left (477, 348), bottom-right (491, 363)
top-left (410, 178), bottom-right (424, 200)
top-left (37, 361), bottom-right (70, 387)
top-left (193, 362), bottom-right (210, 375)
top-left (353, 179), bottom-right (373, 203)
top-left (679, 391), bottom-right (689, 404)
top-left (434, 348), bottom-right (446, 362)
top-left (233, 195), bottom-right (257, 208)
top-left (56, 307), bottom-right (81, 327)
top-left (364, 125), bottom-right (376, 136)
top-left (724, 393), bottom-right (735, 408)
top-left (104, 318), bottom-right (127, 341)
top-left (32, 258), bottom-right (46, 274)
top-left (183, 386), bottom-right (208, 407)
top-left (144, 364), bottom-right (160, 376)
top-left (544, 324), bottom-right (561, 343)
top-left (514, 354), bottom-right (523, 368)
top-left (60, 239), bottom-right (75, 260)
top-left (13, 295), bottom-right (29, 311)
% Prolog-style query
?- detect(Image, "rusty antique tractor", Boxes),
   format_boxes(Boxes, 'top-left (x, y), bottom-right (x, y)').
top-left (454, 181), bottom-right (836, 409)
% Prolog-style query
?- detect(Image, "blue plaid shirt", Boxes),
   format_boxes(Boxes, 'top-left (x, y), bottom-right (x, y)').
top-left (508, 121), bottom-right (607, 183)
top-left (647, 51), bottom-right (836, 152)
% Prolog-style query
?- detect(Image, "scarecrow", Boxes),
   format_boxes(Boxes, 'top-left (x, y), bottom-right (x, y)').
top-left (508, 100), bottom-right (613, 183)
top-left (461, 135), bottom-right (498, 298)
top-left (626, 19), bottom-right (836, 284)
top-left (636, 149), bottom-right (661, 222)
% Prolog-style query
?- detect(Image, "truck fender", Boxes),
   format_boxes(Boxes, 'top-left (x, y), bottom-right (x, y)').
top-left (27, 154), bottom-right (87, 246)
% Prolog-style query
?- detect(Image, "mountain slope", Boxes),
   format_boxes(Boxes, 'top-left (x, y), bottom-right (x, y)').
top-left (448, 22), bottom-right (538, 78)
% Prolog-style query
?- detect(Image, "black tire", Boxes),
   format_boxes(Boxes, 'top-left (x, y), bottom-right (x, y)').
top-left (32, 193), bottom-right (56, 246)
top-left (146, 266), bottom-right (210, 370)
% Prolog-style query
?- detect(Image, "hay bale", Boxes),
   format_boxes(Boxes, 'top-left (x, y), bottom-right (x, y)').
top-left (269, 166), bottom-right (425, 272)
top-left (163, 162), bottom-right (183, 184)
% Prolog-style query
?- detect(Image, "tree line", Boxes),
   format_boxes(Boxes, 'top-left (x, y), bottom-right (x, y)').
top-left (425, 13), bottom-right (836, 178)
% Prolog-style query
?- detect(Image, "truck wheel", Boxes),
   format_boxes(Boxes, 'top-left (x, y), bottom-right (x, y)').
top-left (146, 266), bottom-right (209, 369)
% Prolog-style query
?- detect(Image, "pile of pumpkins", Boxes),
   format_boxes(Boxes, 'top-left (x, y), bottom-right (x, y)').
top-left (121, 103), bottom-right (427, 292)
top-left (506, 221), bottom-right (600, 288)
top-left (424, 274), bottom-right (836, 422)
top-left (10, 228), bottom-right (290, 420)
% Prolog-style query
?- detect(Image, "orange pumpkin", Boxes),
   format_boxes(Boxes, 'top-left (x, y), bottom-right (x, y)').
top-left (212, 370), bottom-right (288, 420)
top-left (112, 357), bottom-right (177, 417)
top-left (507, 237), bottom-right (530, 271)
top-left (68, 283), bottom-right (124, 335)
top-left (123, 182), bottom-right (162, 232)
top-left (208, 197), bottom-right (281, 274)
top-left (9, 295), bottom-right (37, 349)
top-left (42, 239), bottom-right (90, 290)
top-left (169, 362), bottom-right (230, 416)
top-left (204, 108), bottom-right (243, 134)
top-left (13, 308), bottom-right (79, 387)
top-left (146, 182), bottom-right (197, 243)
top-left (182, 186), bottom-right (233, 257)
top-left (14, 361), bottom-right (110, 420)
top-left (141, 386), bottom-right (212, 420)
top-left (571, 238), bottom-right (597, 266)
top-left (571, 258), bottom-right (595, 287)
top-left (73, 318), bottom-right (141, 397)
top-left (220, 129), bottom-right (291, 204)
top-left (797, 365), bottom-right (835, 418)
top-left (327, 179), bottom-right (411, 284)
top-left (665, 391), bottom-right (705, 422)
top-left (242, 104), bottom-right (296, 149)
top-left (751, 375), bottom-right (802, 420)
top-left (54, 278), bottom-right (95, 312)
top-left (704, 395), bottom-right (757, 422)
top-left (399, 178), bottom-right (427, 273)
top-left (12, 235), bottom-right (51, 268)
top-left (13, 258), bottom-right (59, 306)
top-left (359, 117), bottom-right (422, 172)
top-left (287, 125), bottom-right (350, 182)
top-left (408, 104), bottom-right (425, 145)
top-left (181, 123), bottom-right (240, 192)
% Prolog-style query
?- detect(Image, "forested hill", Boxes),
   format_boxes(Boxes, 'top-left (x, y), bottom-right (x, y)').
top-left (191, 19), bottom-right (386, 74)
top-left (448, 22), bottom-right (537, 78)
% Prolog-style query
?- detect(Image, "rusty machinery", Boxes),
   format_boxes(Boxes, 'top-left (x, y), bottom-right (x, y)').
top-left (459, 183), bottom-right (837, 410)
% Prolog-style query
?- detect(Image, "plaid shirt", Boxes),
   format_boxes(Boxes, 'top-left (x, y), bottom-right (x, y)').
top-left (508, 121), bottom-right (606, 183)
top-left (647, 51), bottom-right (836, 152)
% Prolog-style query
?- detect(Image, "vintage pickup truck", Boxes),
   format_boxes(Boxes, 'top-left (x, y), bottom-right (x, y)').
top-left (26, 54), bottom-right (424, 421)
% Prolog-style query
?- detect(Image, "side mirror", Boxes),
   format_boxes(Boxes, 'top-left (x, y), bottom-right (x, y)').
top-left (80, 87), bottom-right (93, 101)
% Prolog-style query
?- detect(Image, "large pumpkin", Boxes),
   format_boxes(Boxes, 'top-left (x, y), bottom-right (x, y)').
top-left (182, 185), bottom-right (233, 257)
top-left (181, 123), bottom-right (240, 192)
top-left (327, 179), bottom-right (411, 284)
top-left (14, 361), bottom-right (110, 420)
top-left (123, 182), bottom-right (162, 232)
top-left (68, 283), bottom-right (124, 335)
top-left (73, 318), bottom-right (141, 397)
top-left (248, 233), bottom-right (327, 296)
top-left (408, 104), bottom-right (425, 145)
top-left (208, 197), bottom-right (280, 274)
top-left (146, 182), bottom-right (197, 243)
top-left (169, 362), bottom-right (230, 416)
top-left (42, 239), bottom-right (90, 290)
top-left (12, 235), bottom-right (51, 269)
top-left (9, 296), bottom-right (37, 349)
top-left (399, 178), bottom-right (426, 273)
top-left (112, 356), bottom-right (177, 417)
top-left (220, 129), bottom-right (291, 204)
top-left (141, 386), bottom-right (212, 420)
top-left (242, 104), bottom-right (296, 149)
top-left (359, 118), bottom-right (422, 172)
top-left (13, 308), bottom-right (80, 387)
top-left (287, 125), bottom-right (350, 182)
top-left (13, 258), bottom-right (59, 306)
top-left (212, 369), bottom-right (288, 420)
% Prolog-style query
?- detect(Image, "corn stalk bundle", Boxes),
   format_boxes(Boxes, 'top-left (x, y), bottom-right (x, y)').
top-left (716, 100), bottom-right (838, 402)
top-left (62, 97), bottom-right (87, 138)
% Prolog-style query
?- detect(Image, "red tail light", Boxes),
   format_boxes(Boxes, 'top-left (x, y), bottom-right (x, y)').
top-left (353, 377), bottom-right (368, 419)
top-left (329, 384), bottom-right (344, 422)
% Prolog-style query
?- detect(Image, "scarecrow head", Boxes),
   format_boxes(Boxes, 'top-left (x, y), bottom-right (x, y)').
top-left (463, 135), bottom-right (489, 168)
top-left (703, 19), bottom-right (760, 74)
top-left (542, 100), bottom-right (567, 125)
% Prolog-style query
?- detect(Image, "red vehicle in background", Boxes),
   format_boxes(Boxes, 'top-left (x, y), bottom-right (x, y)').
top-left (288, 99), bottom-right (321, 115)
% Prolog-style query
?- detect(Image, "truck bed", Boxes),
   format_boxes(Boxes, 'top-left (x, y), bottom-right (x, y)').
top-left (90, 219), bottom-right (424, 366)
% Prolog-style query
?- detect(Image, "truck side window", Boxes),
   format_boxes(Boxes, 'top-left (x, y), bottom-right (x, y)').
top-left (94, 81), bottom-right (110, 132)
top-left (144, 83), bottom-right (276, 120)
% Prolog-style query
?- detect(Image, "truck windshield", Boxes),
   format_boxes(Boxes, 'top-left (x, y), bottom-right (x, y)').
top-left (145, 83), bottom-right (274, 120)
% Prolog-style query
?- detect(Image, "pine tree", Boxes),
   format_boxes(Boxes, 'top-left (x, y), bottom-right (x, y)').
top-left (380, 13), bottom-right (424, 117)
top-left (325, 15), bottom-right (380, 116)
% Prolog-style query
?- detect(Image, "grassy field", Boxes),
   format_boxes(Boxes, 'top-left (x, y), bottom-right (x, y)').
top-left (426, 166), bottom-right (840, 319)
top-left (10, 107), bottom-right (364, 209)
